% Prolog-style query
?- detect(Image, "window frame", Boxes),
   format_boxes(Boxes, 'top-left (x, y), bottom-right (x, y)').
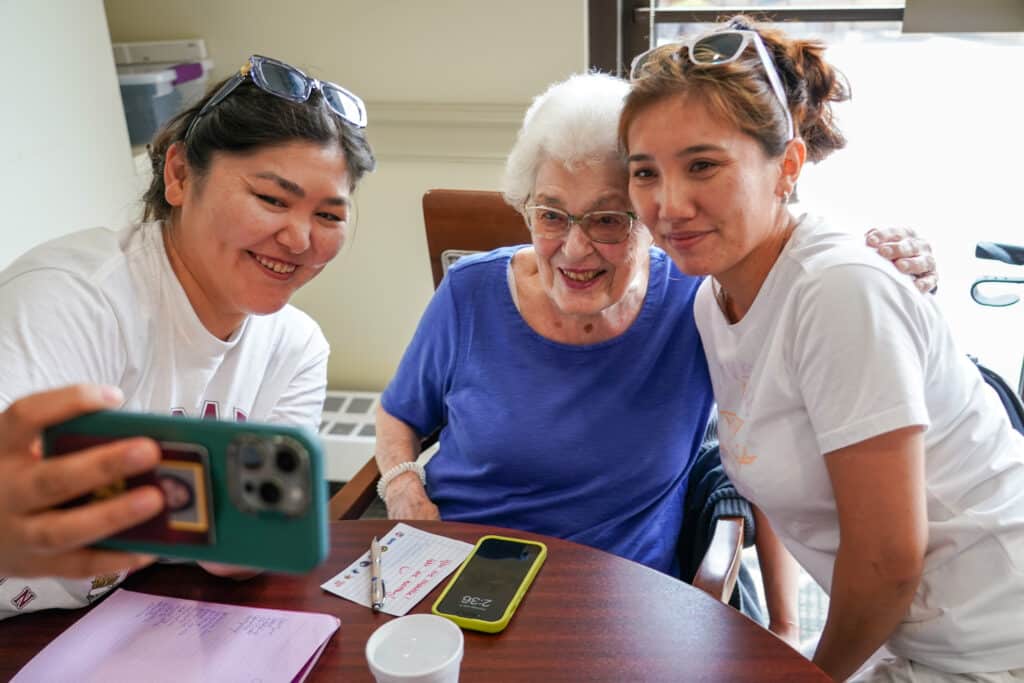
top-left (587, 1), bottom-right (905, 76)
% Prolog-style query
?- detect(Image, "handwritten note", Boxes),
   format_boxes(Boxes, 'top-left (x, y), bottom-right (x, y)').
top-left (12, 589), bottom-right (339, 683)
top-left (321, 522), bottom-right (473, 616)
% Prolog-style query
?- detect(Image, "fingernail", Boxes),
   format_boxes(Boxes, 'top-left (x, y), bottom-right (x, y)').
top-left (898, 261), bottom-right (910, 272)
top-left (126, 441), bottom-right (159, 467)
top-left (879, 245), bottom-right (893, 257)
top-left (866, 234), bottom-right (879, 246)
top-left (100, 385), bottom-right (124, 405)
top-left (132, 488), bottom-right (164, 514)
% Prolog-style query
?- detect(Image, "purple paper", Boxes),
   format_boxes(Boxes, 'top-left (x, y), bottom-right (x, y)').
top-left (13, 589), bottom-right (340, 683)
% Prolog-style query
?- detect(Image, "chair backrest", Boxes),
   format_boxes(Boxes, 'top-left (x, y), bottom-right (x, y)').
top-left (422, 189), bottom-right (529, 289)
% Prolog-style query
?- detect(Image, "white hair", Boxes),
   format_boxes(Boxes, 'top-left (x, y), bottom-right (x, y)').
top-left (501, 72), bottom-right (630, 211)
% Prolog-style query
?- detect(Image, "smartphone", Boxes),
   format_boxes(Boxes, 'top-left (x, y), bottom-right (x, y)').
top-left (43, 410), bottom-right (328, 573)
top-left (432, 535), bottom-right (546, 633)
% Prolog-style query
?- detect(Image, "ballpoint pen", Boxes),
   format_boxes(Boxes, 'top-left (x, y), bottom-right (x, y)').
top-left (370, 536), bottom-right (385, 612)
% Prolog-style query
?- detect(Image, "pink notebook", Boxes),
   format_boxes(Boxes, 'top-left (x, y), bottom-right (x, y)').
top-left (14, 589), bottom-right (340, 683)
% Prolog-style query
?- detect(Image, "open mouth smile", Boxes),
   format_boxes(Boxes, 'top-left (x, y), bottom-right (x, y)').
top-left (249, 251), bottom-right (298, 276)
top-left (559, 267), bottom-right (606, 289)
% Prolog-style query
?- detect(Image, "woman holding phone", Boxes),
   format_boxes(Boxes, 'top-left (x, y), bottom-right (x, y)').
top-left (622, 16), bottom-right (1024, 681)
top-left (0, 385), bottom-right (161, 579)
top-left (0, 55), bottom-right (374, 618)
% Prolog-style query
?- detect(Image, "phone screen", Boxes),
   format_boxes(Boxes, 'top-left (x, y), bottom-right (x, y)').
top-left (435, 538), bottom-right (543, 622)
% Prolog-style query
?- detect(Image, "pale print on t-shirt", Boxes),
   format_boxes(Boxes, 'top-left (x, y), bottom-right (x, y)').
top-left (717, 361), bottom-right (759, 467)
top-left (719, 411), bottom-right (758, 466)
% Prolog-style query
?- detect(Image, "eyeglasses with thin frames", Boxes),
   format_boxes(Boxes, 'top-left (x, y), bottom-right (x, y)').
top-left (524, 205), bottom-right (637, 244)
top-left (630, 29), bottom-right (794, 141)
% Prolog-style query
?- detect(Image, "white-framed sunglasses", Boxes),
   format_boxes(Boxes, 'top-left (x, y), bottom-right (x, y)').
top-left (630, 29), bottom-right (794, 141)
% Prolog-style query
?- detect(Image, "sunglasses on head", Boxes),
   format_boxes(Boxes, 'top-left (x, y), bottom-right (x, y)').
top-left (184, 55), bottom-right (368, 141)
top-left (630, 29), bottom-right (794, 141)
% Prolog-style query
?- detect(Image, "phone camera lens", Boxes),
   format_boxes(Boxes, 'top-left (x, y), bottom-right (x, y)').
top-left (275, 447), bottom-right (299, 473)
top-left (259, 481), bottom-right (282, 506)
top-left (240, 444), bottom-right (264, 470)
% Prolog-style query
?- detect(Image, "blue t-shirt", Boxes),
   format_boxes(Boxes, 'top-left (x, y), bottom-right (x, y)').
top-left (382, 246), bottom-right (713, 574)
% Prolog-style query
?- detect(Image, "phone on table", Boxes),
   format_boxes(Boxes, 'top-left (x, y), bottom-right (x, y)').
top-left (432, 535), bottom-right (546, 633)
top-left (43, 410), bottom-right (328, 573)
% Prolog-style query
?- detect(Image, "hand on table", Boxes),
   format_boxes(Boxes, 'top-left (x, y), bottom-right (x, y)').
top-left (0, 385), bottom-right (164, 578)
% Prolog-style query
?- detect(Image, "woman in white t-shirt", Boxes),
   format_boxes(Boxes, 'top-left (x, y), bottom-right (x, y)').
top-left (0, 55), bottom-right (374, 618)
top-left (622, 16), bottom-right (1024, 683)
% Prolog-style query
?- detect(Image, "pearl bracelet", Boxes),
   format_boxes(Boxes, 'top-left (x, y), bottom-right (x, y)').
top-left (376, 461), bottom-right (427, 501)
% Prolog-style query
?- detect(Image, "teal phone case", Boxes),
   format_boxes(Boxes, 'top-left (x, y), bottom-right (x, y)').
top-left (43, 410), bottom-right (329, 573)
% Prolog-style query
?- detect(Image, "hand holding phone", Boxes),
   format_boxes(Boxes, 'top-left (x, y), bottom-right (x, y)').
top-left (0, 385), bottom-right (164, 578)
top-left (43, 410), bottom-right (329, 573)
top-left (432, 535), bottom-right (546, 633)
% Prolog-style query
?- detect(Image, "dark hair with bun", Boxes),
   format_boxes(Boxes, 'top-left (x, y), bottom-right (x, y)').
top-left (620, 15), bottom-right (850, 164)
top-left (142, 75), bottom-right (376, 222)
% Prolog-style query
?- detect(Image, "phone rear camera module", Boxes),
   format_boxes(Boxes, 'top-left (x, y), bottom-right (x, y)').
top-left (259, 481), bottom-right (282, 506)
top-left (228, 434), bottom-right (310, 517)
top-left (275, 447), bottom-right (299, 473)
top-left (239, 444), bottom-right (265, 470)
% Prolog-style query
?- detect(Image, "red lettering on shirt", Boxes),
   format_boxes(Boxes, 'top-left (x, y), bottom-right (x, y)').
top-left (11, 587), bottom-right (36, 610)
top-left (169, 405), bottom-right (248, 421)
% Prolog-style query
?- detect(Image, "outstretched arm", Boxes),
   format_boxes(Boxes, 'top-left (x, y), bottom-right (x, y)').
top-left (0, 385), bottom-right (163, 578)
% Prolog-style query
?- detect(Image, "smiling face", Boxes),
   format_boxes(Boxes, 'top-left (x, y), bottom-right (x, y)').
top-left (529, 157), bottom-right (648, 319)
top-left (163, 140), bottom-right (352, 338)
top-left (625, 95), bottom-right (795, 290)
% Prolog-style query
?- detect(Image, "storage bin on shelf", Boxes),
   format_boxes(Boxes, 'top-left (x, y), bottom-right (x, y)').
top-left (116, 59), bottom-right (214, 145)
top-left (116, 69), bottom-right (180, 146)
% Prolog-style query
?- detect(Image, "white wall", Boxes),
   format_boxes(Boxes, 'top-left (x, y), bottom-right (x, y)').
top-left (104, 0), bottom-right (588, 390)
top-left (0, 0), bottom-right (137, 268)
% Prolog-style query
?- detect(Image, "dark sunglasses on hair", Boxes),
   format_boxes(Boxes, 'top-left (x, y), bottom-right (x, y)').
top-left (184, 55), bottom-right (367, 141)
top-left (630, 29), bottom-right (793, 140)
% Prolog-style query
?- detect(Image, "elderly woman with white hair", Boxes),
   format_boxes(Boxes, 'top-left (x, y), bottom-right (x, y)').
top-left (373, 73), bottom-right (933, 638)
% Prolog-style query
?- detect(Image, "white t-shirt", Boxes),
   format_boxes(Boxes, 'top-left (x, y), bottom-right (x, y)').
top-left (696, 215), bottom-right (1024, 673)
top-left (0, 222), bottom-right (330, 618)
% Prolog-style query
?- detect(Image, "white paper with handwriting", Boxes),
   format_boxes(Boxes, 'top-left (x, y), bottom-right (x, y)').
top-left (321, 523), bottom-right (472, 616)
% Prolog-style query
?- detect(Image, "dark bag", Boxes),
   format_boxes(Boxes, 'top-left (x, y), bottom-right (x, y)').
top-left (971, 357), bottom-right (1024, 435)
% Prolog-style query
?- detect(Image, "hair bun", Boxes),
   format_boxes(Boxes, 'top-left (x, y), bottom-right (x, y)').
top-left (784, 37), bottom-right (850, 162)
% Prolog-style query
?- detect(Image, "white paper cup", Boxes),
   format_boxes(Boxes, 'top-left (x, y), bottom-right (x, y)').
top-left (366, 614), bottom-right (464, 683)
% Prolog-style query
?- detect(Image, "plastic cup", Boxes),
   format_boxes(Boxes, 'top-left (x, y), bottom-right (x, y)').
top-left (365, 614), bottom-right (464, 683)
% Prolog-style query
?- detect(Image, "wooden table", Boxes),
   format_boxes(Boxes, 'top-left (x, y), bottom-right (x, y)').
top-left (0, 520), bottom-right (828, 682)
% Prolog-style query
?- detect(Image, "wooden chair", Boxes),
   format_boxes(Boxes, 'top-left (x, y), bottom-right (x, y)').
top-left (422, 189), bottom-right (529, 289)
top-left (327, 189), bottom-right (746, 604)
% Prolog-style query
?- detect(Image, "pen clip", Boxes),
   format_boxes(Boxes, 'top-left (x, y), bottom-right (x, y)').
top-left (370, 536), bottom-right (385, 612)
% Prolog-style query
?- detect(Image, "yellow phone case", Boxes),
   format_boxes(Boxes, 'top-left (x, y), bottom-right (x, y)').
top-left (431, 534), bottom-right (547, 633)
